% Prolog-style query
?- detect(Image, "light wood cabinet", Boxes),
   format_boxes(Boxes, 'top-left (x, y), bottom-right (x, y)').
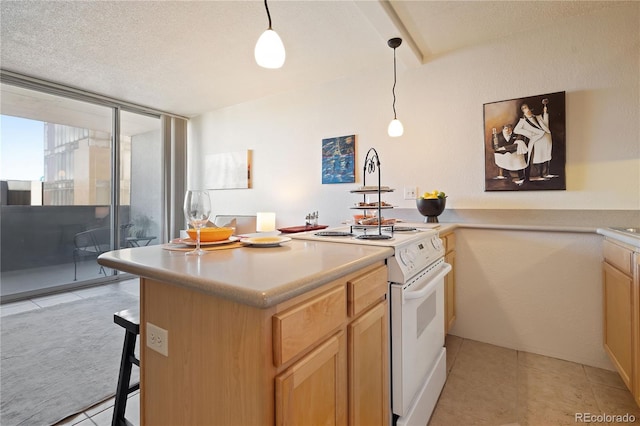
top-left (348, 300), bottom-right (388, 426)
top-left (275, 331), bottom-right (347, 426)
top-left (603, 260), bottom-right (633, 389)
top-left (273, 285), bottom-right (347, 367)
top-left (442, 231), bottom-right (456, 334)
top-left (141, 261), bottom-right (389, 425)
top-left (602, 238), bottom-right (640, 407)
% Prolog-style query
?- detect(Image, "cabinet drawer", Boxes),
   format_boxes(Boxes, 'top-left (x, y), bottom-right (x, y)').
top-left (603, 239), bottom-right (633, 275)
top-left (273, 285), bottom-right (346, 366)
top-left (442, 232), bottom-right (455, 253)
top-left (348, 265), bottom-right (387, 317)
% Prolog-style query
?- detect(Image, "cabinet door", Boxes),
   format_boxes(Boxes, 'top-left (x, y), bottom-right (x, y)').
top-left (275, 331), bottom-right (347, 426)
top-left (444, 250), bottom-right (456, 334)
top-left (348, 301), bottom-right (389, 426)
top-left (603, 261), bottom-right (633, 391)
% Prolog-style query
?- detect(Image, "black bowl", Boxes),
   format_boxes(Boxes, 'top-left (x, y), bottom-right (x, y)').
top-left (416, 197), bottom-right (447, 223)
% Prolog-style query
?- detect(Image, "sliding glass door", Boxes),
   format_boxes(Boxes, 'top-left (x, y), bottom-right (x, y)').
top-left (0, 82), bottom-right (163, 302)
top-left (120, 110), bottom-right (162, 249)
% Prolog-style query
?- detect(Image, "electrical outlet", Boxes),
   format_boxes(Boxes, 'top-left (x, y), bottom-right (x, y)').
top-left (404, 186), bottom-right (417, 200)
top-left (146, 322), bottom-right (168, 357)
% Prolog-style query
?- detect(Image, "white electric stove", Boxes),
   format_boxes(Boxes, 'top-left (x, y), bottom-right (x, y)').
top-left (289, 223), bottom-right (450, 425)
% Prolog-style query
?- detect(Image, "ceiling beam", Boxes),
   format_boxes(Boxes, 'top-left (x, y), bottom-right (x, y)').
top-left (355, 0), bottom-right (424, 67)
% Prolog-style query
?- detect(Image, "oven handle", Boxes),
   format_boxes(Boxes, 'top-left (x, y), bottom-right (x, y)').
top-left (403, 263), bottom-right (452, 301)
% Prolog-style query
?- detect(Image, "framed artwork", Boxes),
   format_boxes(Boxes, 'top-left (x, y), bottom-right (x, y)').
top-left (321, 135), bottom-right (356, 184)
top-left (205, 150), bottom-right (252, 189)
top-left (483, 91), bottom-right (566, 191)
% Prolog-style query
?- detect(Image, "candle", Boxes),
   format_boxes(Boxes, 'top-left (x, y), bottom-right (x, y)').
top-left (256, 212), bottom-right (276, 232)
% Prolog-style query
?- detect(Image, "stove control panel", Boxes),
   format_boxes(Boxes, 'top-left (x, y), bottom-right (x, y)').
top-left (388, 234), bottom-right (445, 283)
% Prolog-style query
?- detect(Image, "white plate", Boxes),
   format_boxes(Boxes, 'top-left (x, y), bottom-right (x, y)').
top-left (173, 236), bottom-right (239, 246)
top-left (241, 236), bottom-right (291, 247)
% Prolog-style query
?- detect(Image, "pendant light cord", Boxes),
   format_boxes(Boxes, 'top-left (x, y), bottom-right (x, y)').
top-left (264, 0), bottom-right (273, 30)
top-left (392, 47), bottom-right (398, 119)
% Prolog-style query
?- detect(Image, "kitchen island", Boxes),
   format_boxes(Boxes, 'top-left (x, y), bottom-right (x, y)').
top-left (98, 240), bottom-right (393, 425)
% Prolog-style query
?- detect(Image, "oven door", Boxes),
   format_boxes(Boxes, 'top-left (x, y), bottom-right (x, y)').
top-left (390, 259), bottom-right (451, 418)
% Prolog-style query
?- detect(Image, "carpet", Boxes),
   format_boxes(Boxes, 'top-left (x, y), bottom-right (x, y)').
top-left (1, 291), bottom-right (140, 426)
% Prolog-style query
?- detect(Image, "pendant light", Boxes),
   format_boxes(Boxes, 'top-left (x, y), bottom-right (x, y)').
top-left (255, 0), bottom-right (286, 69)
top-left (387, 37), bottom-right (403, 137)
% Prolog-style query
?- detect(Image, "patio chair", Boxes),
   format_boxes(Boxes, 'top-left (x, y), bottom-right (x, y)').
top-left (72, 228), bottom-right (110, 280)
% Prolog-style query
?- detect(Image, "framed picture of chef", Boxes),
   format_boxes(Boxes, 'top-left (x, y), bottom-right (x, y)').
top-left (483, 91), bottom-right (566, 191)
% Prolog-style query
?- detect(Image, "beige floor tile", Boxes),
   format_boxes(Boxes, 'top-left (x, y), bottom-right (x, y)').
top-left (457, 339), bottom-right (518, 367)
top-left (436, 363), bottom-right (518, 425)
top-left (518, 351), bottom-right (586, 380)
top-left (428, 400), bottom-right (503, 426)
top-left (445, 334), bottom-right (463, 374)
top-left (517, 364), bottom-right (600, 426)
top-left (591, 383), bottom-right (640, 423)
top-left (584, 365), bottom-right (628, 391)
top-left (451, 339), bottom-right (518, 388)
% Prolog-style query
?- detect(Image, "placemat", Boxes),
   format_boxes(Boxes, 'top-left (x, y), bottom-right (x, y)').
top-left (162, 241), bottom-right (244, 252)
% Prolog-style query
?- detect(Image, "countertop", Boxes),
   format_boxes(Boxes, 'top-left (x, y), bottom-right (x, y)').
top-left (436, 222), bottom-right (640, 250)
top-left (596, 227), bottom-right (640, 250)
top-left (98, 239), bottom-right (393, 308)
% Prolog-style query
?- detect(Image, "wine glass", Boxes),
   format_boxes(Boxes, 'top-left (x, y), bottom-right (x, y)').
top-left (183, 190), bottom-right (212, 256)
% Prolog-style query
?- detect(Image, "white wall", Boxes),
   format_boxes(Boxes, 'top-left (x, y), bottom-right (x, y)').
top-left (189, 4), bottom-right (639, 228)
top-left (451, 229), bottom-right (612, 370)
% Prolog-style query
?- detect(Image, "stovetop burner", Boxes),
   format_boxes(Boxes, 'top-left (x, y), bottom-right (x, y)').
top-left (315, 231), bottom-right (353, 237)
top-left (393, 226), bottom-right (417, 232)
top-left (356, 234), bottom-right (393, 240)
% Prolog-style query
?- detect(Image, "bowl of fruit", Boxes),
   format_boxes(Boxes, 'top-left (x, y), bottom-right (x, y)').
top-left (416, 190), bottom-right (447, 223)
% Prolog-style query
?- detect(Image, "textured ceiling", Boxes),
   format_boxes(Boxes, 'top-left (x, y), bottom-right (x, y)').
top-left (0, 1), bottom-right (618, 118)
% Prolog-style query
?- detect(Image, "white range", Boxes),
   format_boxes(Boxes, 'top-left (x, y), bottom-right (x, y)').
top-left (289, 223), bottom-right (451, 426)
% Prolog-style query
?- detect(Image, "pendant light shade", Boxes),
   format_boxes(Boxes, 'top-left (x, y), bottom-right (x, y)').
top-left (255, 29), bottom-right (285, 69)
top-left (387, 37), bottom-right (403, 137)
top-left (255, 0), bottom-right (285, 69)
top-left (388, 118), bottom-right (404, 137)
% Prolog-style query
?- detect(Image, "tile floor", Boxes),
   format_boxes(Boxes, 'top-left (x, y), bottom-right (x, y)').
top-left (3, 282), bottom-right (638, 426)
top-left (429, 335), bottom-right (640, 426)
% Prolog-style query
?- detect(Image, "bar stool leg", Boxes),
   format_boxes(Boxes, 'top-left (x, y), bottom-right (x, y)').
top-left (112, 329), bottom-right (137, 426)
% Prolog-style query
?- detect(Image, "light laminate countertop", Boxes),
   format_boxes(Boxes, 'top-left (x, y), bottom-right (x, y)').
top-left (98, 240), bottom-right (393, 308)
top-left (438, 222), bottom-right (640, 250)
top-left (597, 227), bottom-right (640, 250)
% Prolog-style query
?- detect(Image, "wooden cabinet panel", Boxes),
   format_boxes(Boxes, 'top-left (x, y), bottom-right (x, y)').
top-left (347, 265), bottom-right (387, 317)
top-left (603, 261), bottom-right (633, 390)
top-left (141, 279), bottom-right (274, 426)
top-left (443, 232), bottom-right (456, 254)
top-left (348, 301), bottom-right (389, 426)
top-left (141, 262), bottom-right (389, 425)
top-left (273, 285), bottom-right (347, 366)
top-left (275, 331), bottom-right (347, 426)
top-left (603, 239), bottom-right (633, 275)
top-left (445, 250), bottom-right (456, 334)
top-left (442, 231), bottom-right (456, 334)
